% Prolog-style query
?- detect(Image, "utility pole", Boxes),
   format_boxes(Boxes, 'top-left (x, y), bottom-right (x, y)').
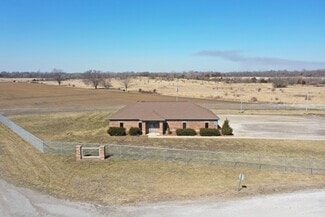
top-left (238, 89), bottom-right (243, 112)
top-left (176, 83), bottom-right (179, 102)
top-left (305, 92), bottom-right (309, 113)
top-left (240, 97), bottom-right (243, 112)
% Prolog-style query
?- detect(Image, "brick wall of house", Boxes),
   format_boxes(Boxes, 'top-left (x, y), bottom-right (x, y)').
top-left (167, 120), bottom-right (218, 133)
top-left (110, 120), bottom-right (218, 135)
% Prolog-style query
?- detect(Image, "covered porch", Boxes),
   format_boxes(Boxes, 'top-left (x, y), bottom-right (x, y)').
top-left (142, 121), bottom-right (167, 135)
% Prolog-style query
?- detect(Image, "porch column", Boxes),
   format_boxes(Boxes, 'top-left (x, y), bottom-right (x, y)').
top-left (142, 122), bottom-right (147, 135)
top-left (158, 122), bottom-right (163, 135)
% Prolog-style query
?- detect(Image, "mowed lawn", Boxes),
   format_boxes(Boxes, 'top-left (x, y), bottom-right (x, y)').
top-left (0, 124), bottom-right (324, 205)
top-left (9, 111), bottom-right (325, 159)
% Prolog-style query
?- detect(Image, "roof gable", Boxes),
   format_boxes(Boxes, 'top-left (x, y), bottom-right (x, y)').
top-left (109, 101), bottom-right (219, 121)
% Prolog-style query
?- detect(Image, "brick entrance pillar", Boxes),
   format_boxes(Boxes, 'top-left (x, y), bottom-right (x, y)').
top-left (99, 145), bottom-right (105, 160)
top-left (76, 145), bottom-right (82, 160)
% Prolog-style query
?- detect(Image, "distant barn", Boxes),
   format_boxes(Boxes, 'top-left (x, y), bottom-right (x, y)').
top-left (109, 101), bottom-right (219, 135)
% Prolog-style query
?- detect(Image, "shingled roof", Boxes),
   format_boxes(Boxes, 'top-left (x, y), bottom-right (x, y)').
top-left (109, 101), bottom-right (219, 121)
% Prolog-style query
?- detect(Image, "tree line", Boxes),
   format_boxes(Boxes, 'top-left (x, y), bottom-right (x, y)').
top-left (1, 69), bottom-right (324, 79)
top-left (1, 69), bottom-right (324, 89)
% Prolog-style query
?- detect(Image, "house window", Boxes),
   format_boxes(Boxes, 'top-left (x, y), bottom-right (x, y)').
top-left (205, 122), bottom-right (209, 128)
top-left (182, 122), bottom-right (186, 129)
top-left (120, 122), bottom-right (124, 128)
top-left (138, 122), bottom-right (142, 130)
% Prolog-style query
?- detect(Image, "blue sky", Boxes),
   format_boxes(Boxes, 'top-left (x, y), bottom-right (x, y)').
top-left (1, 0), bottom-right (325, 72)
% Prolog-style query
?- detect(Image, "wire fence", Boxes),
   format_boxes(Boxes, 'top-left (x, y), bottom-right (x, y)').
top-left (44, 141), bottom-right (325, 175)
top-left (202, 102), bottom-right (325, 111)
top-left (1, 102), bottom-right (324, 117)
top-left (0, 114), bottom-right (44, 152)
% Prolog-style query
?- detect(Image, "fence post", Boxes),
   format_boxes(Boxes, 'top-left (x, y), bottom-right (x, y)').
top-left (141, 147), bottom-right (144, 160)
top-left (309, 159), bottom-right (313, 175)
top-left (119, 146), bottom-right (121, 158)
top-left (284, 156), bottom-right (287, 172)
top-left (163, 150), bottom-right (166, 161)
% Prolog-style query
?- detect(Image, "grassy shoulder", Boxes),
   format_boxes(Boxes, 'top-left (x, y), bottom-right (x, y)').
top-left (0, 124), bottom-right (324, 205)
top-left (9, 111), bottom-right (325, 159)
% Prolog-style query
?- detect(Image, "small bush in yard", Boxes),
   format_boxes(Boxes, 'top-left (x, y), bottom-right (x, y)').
top-left (176, 128), bottom-right (197, 136)
top-left (200, 128), bottom-right (220, 136)
top-left (107, 127), bottom-right (126, 136)
top-left (221, 119), bottom-right (233, 135)
top-left (129, 127), bottom-right (142, 136)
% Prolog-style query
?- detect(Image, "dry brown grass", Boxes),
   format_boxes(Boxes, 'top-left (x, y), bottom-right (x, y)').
top-left (2, 77), bottom-right (324, 104)
top-left (0, 124), bottom-right (324, 205)
top-left (110, 77), bottom-right (324, 104)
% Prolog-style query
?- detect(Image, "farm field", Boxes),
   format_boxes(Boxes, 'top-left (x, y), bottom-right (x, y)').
top-left (1, 82), bottom-right (324, 116)
top-left (1, 77), bottom-right (324, 104)
top-left (0, 82), bottom-right (216, 114)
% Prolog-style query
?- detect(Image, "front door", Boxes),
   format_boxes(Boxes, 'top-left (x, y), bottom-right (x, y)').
top-left (149, 121), bottom-right (156, 133)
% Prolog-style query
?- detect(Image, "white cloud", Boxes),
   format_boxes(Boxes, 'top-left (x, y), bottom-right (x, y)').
top-left (194, 50), bottom-right (325, 69)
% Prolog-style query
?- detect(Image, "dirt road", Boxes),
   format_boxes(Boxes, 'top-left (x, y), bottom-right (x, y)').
top-left (0, 179), bottom-right (109, 217)
top-left (1, 178), bottom-right (324, 217)
top-left (119, 190), bottom-right (325, 217)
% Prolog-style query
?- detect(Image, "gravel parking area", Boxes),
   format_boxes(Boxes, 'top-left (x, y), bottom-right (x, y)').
top-left (219, 115), bottom-right (325, 140)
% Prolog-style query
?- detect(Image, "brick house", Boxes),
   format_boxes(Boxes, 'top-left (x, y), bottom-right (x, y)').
top-left (109, 101), bottom-right (219, 135)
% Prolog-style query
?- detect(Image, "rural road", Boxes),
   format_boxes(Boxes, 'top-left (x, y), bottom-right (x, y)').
top-left (1, 178), bottom-right (324, 217)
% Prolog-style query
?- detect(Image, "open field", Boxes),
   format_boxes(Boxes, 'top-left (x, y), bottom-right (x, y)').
top-left (8, 111), bottom-right (325, 159)
top-left (1, 124), bottom-right (324, 206)
top-left (0, 82), bottom-right (216, 113)
top-left (1, 82), bottom-right (324, 117)
top-left (2, 77), bottom-right (325, 104)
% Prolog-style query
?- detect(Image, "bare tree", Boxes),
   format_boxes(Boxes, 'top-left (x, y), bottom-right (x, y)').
top-left (121, 77), bottom-right (133, 91)
top-left (102, 79), bottom-right (112, 89)
top-left (83, 70), bottom-right (104, 89)
top-left (52, 68), bottom-right (65, 85)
